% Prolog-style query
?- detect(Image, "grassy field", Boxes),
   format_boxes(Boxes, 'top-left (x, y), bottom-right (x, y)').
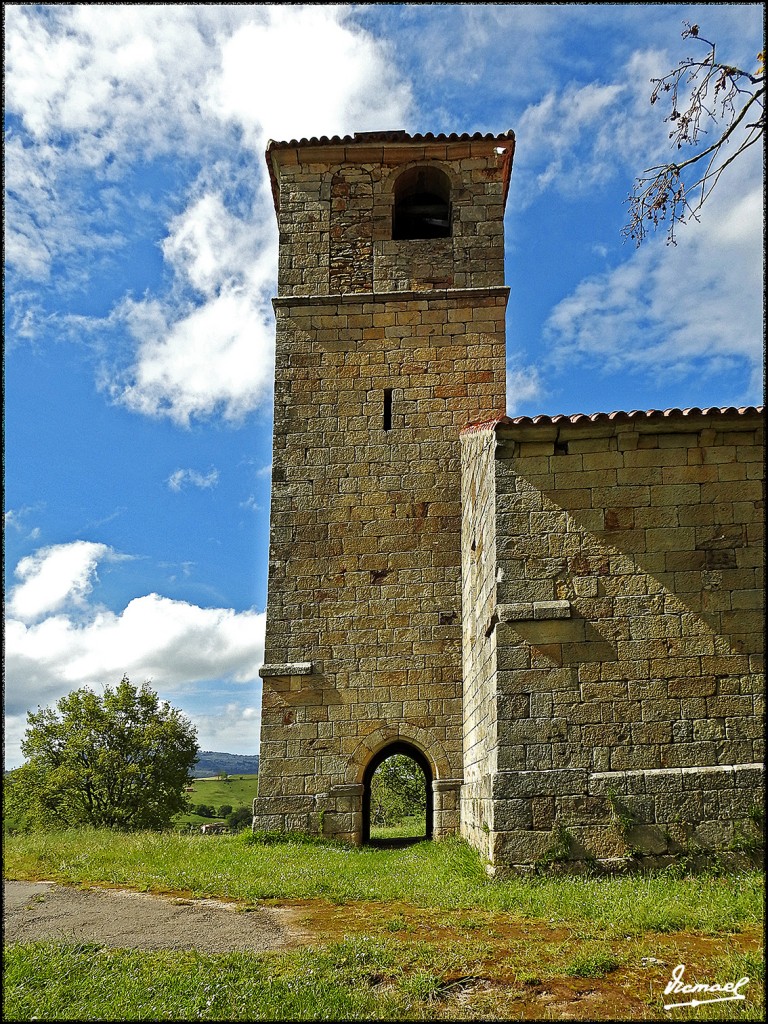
top-left (174, 773), bottom-right (258, 828)
top-left (370, 813), bottom-right (426, 840)
top-left (4, 829), bottom-right (764, 1021)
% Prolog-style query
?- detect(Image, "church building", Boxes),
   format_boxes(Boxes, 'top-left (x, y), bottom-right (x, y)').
top-left (253, 130), bottom-right (764, 871)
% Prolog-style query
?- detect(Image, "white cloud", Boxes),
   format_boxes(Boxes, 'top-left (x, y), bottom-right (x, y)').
top-left (6, 6), bottom-right (414, 427)
top-left (4, 506), bottom-right (44, 539)
top-left (4, 5), bottom-right (227, 161)
top-left (542, 148), bottom-right (764, 405)
top-left (4, 540), bottom-right (267, 768)
top-left (190, 702), bottom-right (262, 758)
top-left (8, 541), bottom-right (126, 622)
top-left (206, 6), bottom-right (413, 148)
top-left (110, 285), bottom-right (276, 425)
top-left (3, 132), bottom-right (126, 286)
top-left (104, 166), bottom-right (279, 425)
top-left (511, 48), bottom-right (670, 210)
top-left (5, 538), bottom-right (265, 688)
top-left (506, 362), bottom-right (545, 414)
top-left (167, 468), bottom-right (220, 492)
top-left (161, 191), bottom-right (270, 300)
top-left (4, 593), bottom-right (265, 703)
top-left (3, 6), bottom-right (231, 283)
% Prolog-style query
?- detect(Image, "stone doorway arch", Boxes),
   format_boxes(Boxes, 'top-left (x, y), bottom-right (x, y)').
top-left (361, 740), bottom-right (434, 845)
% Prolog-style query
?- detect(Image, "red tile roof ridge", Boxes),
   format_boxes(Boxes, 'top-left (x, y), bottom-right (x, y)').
top-left (266, 130), bottom-right (515, 150)
top-left (461, 406), bottom-right (764, 434)
top-left (460, 416), bottom-right (511, 435)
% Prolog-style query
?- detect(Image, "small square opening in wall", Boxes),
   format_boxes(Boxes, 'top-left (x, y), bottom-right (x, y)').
top-left (383, 388), bottom-right (393, 431)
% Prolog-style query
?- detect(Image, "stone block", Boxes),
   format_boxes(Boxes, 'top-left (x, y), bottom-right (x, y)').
top-left (626, 825), bottom-right (669, 855)
top-left (525, 744), bottom-right (554, 769)
top-left (493, 799), bottom-right (533, 830)
top-left (732, 764), bottom-right (765, 788)
top-left (660, 742), bottom-right (718, 768)
top-left (566, 826), bottom-right (628, 860)
top-left (490, 829), bottom-right (554, 865)
top-left (631, 722), bottom-right (672, 745)
top-left (638, 769), bottom-right (684, 795)
top-left (655, 791), bottom-right (704, 823)
top-left (494, 769), bottom-right (588, 798)
top-left (530, 796), bottom-right (556, 829)
top-left (610, 746), bottom-right (660, 771)
top-left (556, 794), bottom-right (609, 825)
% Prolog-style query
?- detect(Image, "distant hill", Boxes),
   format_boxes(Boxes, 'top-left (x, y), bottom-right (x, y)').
top-left (192, 751), bottom-right (260, 778)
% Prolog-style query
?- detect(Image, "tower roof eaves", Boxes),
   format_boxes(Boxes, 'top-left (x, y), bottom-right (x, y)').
top-left (265, 130), bottom-right (516, 215)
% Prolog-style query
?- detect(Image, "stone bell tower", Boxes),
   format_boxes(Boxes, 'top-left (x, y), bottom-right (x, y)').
top-left (254, 130), bottom-right (514, 843)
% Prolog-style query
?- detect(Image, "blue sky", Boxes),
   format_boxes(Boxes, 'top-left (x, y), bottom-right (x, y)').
top-left (4, 4), bottom-right (763, 768)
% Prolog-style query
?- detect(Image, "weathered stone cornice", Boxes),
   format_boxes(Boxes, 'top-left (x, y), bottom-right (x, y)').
top-left (273, 285), bottom-right (509, 311)
top-left (258, 662), bottom-right (313, 678)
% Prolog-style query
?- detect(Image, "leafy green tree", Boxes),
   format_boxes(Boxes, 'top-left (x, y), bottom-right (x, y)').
top-left (218, 804), bottom-right (233, 818)
top-left (370, 754), bottom-right (426, 827)
top-left (16, 676), bottom-right (198, 831)
top-left (3, 769), bottom-right (38, 835)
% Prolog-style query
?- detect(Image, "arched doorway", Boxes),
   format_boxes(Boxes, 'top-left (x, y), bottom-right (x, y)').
top-left (361, 741), bottom-right (434, 845)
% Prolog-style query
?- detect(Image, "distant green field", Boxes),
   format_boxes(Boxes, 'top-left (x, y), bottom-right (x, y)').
top-left (175, 774), bottom-right (258, 829)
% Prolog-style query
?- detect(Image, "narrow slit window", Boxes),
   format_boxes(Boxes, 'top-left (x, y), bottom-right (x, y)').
top-left (383, 388), bottom-right (393, 431)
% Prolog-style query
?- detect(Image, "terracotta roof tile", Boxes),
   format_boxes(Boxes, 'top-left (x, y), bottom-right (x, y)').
top-left (266, 129), bottom-right (515, 150)
top-left (461, 407), bottom-right (765, 435)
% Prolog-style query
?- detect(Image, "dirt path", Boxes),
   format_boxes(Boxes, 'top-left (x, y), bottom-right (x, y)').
top-left (3, 880), bottom-right (312, 953)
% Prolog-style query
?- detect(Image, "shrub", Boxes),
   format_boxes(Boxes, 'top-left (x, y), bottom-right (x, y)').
top-left (226, 807), bottom-right (252, 831)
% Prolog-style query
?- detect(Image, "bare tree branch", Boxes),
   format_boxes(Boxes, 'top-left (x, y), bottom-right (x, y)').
top-left (624, 23), bottom-right (764, 245)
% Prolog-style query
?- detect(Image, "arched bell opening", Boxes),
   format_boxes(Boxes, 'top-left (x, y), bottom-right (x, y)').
top-left (361, 741), bottom-right (434, 847)
top-left (392, 165), bottom-right (452, 240)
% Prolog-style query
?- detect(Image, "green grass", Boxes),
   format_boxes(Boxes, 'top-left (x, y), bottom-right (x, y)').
top-left (564, 945), bottom-right (621, 978)
top-left (4, 829), bottom-right (764, 935)
top-left (5, 934), bottom-right (764, 1022)
top-left (370, 814), bottom-right (426, 840)
top-left (2, 938), bottom-right (422, 1021)
top-left (3, 830), bottom-right (764, 1022)
top-left (174, 773), bottom-right (258, 828)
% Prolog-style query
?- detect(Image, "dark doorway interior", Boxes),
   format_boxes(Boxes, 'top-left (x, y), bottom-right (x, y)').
top-left (362, 741), bottom-right (433, 846)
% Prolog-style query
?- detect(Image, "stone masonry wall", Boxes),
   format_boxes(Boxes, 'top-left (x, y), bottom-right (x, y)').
top-left (256, 135), bottom-right (512, 842)
top-left (460, 426), bottom-right (500, 856)
top-left (255, 289), bottom-right (507, 840)
top-left (461, 409), bottom-right (765, 870)
top-left (270, 138), bottom-right (509, 298)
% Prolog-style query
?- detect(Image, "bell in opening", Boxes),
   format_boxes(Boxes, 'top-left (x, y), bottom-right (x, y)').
top-left (369, 752), bottom-right (428, 844)
top-left (393, 166), bottom-right (451, 240)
